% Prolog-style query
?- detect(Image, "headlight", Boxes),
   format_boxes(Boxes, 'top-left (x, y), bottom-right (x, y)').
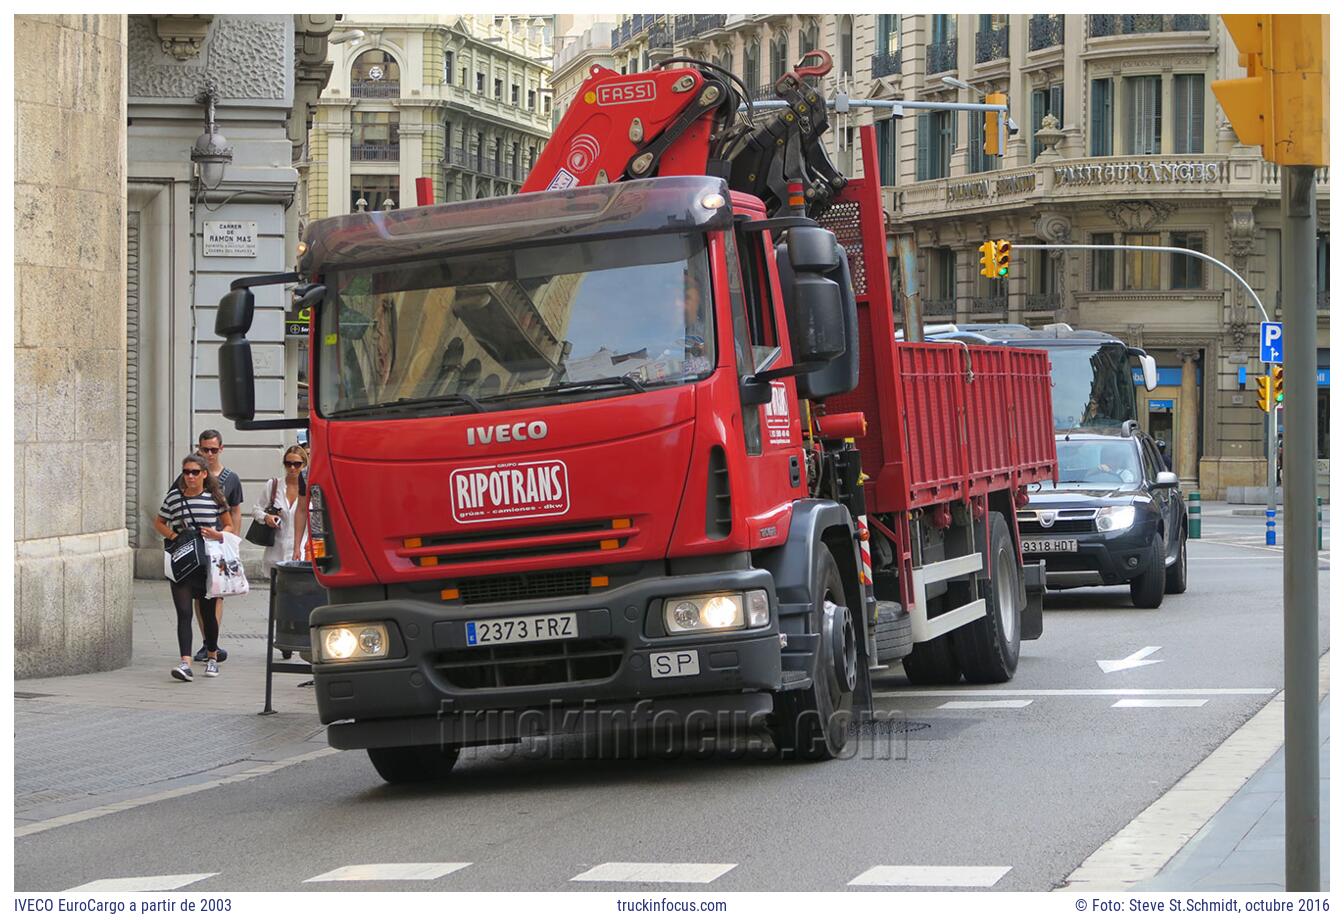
top-left (663, 589), bottom-right (770, 634)
top-left (1096, 505), bottom-right (1137, 533)
top-left (316, 623), bottom-right (390, 662)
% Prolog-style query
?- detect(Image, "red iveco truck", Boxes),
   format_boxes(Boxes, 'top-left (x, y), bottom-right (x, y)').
top-left (215, 56), bottom-right (1057, 782)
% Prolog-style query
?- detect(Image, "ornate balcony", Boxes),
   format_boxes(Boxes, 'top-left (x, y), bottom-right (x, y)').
top-left (971, 292), bottom-right (1008, 312)
top-left (872, 50), bottom-right (901, 78)
top-left (975, 28), bottom-right (1009, 64)
top-left (1028, 14), bottom-right (1063, 51)
top-left (351, 79), bottom-right (399, 99)
top-left (693, 14), bottom-right (726, 36)
top-left (1088, 14), bottom-right (1209, 37)
top-left (924, 298), bottom-right (956, 316)
top-left (927, 39), bottom-right (958, 75)
top-left (1025, 292), bottom-right (1061, 312)
top-left (351, 142), bottom-right (400, 162)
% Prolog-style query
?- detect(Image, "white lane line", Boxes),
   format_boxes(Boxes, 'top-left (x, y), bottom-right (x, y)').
top-left (938, 699), bottom-right (1033, 709)
top-left (571, 863), bottom-right (736, 884)
top-left (305, 863), bottom-right (471, 882)
top-left (1112, 698), bottom-right (1208, 709)
top-left (66, 874), bottom-right (217, 892)
top-left (874, 688), bottom-right (1274, 698)
top-left (849, 865), bottom-right (1011, 888)
top-left (1098, 646), bottom-right (1163, 673)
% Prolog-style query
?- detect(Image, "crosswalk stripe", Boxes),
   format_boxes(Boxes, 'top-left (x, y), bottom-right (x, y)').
top-left (938, 699), bottom-right (1033, 709)
top-left (1112, 698), bottom-right (1208, 709)
top-left (572, 863), bottom-right (736, 884)
top-left (304, 863), bottom-right (472, 882)
top-left (66, 874), bottom-right (217, 892)
top-left (849, 865), bottom-right (1011, 888)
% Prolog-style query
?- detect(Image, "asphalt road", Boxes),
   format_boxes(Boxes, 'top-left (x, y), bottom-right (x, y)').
top-left (16, 515), bottom-right (1330, 892)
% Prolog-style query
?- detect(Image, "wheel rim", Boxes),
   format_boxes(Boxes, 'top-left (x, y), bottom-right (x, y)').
top-left (824, 599), bottom-right (858, 692)
top-left (995, 545), bottom-right (1017, 644)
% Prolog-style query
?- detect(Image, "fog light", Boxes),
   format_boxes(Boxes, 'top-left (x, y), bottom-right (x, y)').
top-left (1127, 556), bottom-right (1139, 568)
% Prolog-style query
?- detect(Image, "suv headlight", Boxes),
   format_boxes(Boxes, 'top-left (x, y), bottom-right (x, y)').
top-left (315, 623), bottom-right (390, 662)
top-left (1096, 506), bottom-right (1137, 533)
top-left (663, 589), bottom-right (770, 634)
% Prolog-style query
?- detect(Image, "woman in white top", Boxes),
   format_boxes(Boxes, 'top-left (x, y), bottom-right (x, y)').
top-left (253, 444), bottom-right (311, 571)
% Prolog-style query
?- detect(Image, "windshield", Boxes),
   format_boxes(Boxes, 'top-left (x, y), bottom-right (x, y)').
top-left (316, 234), bottom-right (714, 417)
top-left (1050, 439), bottom-right (1142, 488)
top-left (1042, 342), bottom-right (1137, 430)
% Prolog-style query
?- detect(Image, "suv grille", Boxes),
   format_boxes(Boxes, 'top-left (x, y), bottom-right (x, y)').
top-left (1018, 510), bottom-right (1097, 535)
top-left (458, 570), bottom-right (591, 605)
top-left (435, 638), bottom-right (623, 689)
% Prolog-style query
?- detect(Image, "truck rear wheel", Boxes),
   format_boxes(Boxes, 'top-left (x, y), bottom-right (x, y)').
top-left (367, 743), bottom-right (461, 784)
top-left (901, 633), bottom-right (962, 685)
top-left (953, 511), bottom-right (1022, 683)
top-left (770, 547), bottom-right (855, 761)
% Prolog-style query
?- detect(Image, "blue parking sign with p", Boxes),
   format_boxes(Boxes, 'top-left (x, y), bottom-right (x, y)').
top-left (1260, 322), bottom-right (1284, 364)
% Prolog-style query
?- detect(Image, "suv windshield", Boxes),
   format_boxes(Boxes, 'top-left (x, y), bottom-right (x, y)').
top-left (317, 233), bottom-right (714, 417)
top-left (1051, 439), bottom-right (1143, 488)
top-left (1041, 342), bottom-right (1137, 430)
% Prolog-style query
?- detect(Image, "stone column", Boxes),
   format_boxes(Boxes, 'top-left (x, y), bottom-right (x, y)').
top-left (1178, 350), bottom-right (1201, 485)
top-left (14, 14), bottom-right (133, 677)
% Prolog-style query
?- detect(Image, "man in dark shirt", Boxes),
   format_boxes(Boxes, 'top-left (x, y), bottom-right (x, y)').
top-left (192, 429), bottom-right (243, 662)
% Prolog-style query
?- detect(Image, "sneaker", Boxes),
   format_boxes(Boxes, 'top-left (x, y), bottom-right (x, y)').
top-left (204, 659), bottom-right (220, 678)
top-left (172, 663), bottom-right (194, 682)
top-left (194, 646), bottom-right (228, 663)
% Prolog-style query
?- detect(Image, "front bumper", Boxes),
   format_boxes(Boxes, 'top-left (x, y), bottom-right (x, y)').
top-left (310, 568), bottom-right (784, 748)
top-left (1023, 523), bottom-right (1159, 588)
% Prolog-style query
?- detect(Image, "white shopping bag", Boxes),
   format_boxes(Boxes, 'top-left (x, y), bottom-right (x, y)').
top-left (205, 531), bottom-right (251, 598)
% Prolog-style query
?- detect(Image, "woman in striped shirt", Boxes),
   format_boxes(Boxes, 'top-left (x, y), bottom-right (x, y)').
top-left (153, 453), bottom-right (235, 682)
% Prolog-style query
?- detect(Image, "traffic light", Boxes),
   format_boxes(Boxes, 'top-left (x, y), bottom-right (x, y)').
top-left (994, 240), bottom-right (1012, 278)
top-left (1272, 365), bottom-right (1284, 405)
top-left (983, 92), bottom-right (1007, 156)
top-left (1211, 15), bottom-right (1329, 167)
top-left (978, 241), bottom-right (998, 279)
top-left (1257, 375), bottom-right (1273, 412)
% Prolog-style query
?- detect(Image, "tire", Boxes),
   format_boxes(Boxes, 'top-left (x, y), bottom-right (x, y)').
top-left (953, 511), bottom-right (1022, 683)
top-left (1164, 526), bottom-right (1188, 595)
top-left (1130, 533), bottom-right (1167, 609)
top-left (770, 547), bottom-right (855, 761)
top-left (901, 633), bottom-right (962, 685)
top-left (367, 743), bottom-right (461, 784)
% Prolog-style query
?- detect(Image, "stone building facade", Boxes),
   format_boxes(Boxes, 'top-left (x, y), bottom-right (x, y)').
top-left (15, 15), bottom-right (133, 677)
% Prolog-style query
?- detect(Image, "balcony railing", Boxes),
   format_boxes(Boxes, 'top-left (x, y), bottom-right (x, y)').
top-left (1028, 14), bottom-right (1063, 51)
top-left (351, 79), bottom-right (399, 99)
top-left (753, 82), bottom-right (780, 101)
top-left (927, 39), bottom-right (958, 75)
top-left (872, 49), bottom-right (901, 78)
top-left (1261, 162), bottom-right (1331, 186)
top-left (647, 17), bottom-right (672, 50)
top-left (975, 28), bottom-right (1009, 64)
top-left (445, 147), bottom-right (524, 180)
top-left (924, 298), bottom-right (956, 316)
top-left (351, 142), bottom-right (400, 162)
top-left (1025, 292), bottom-right (1061, 312)
top-left (1088, 14), bottom-right (1209, 37)
top-left (971, 292), bottom-right (1008, 312)
top-left (693, 14), bottom-right (726, 35)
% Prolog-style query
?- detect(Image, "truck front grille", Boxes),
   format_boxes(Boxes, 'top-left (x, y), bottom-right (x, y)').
top-left (434, 638), bottom-right (624, 689)
top-left (458, 569), bottom-right (591, 605)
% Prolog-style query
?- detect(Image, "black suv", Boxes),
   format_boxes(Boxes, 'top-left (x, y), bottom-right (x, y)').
top-left (1020, 426), bottom-right (1188, 608)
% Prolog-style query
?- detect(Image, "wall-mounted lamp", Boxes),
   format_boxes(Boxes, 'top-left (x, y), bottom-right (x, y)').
top-left (190, 86), bottom-right (233, 189)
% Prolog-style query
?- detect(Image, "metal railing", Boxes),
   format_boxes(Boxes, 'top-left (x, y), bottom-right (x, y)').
top-left (927, 38), bottom-right (958, 75)
top-left (351, 79), bottom-right (400, 99)
top-left (872, 50), bottom-right (901, 78)
top-left (1028, 14), bottom-right (1063, 51)
top-left (648, 17), bottom-right (672, 50)
top-left (975, 28), bottom-right (1009, 64)
top-left (1025, 292), bottom-right (1061, 312)
top-left (1088, 14), bottom-right (1209, 37)
top-left (351, 142), bottom-right (400, 162)
top-left (694, 14), bottom-right (726, 35)
top-left (924, 298), bottom-right (956, 316)
top-left (753, 82), bottom-right (780, 101)
top-left (971, 292), bottom-right (1008, 312)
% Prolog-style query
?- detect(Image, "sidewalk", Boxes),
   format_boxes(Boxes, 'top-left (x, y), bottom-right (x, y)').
top-left (15, 579), bottom-right (327, 830)
top-left (1136, 697), bottom-right (1331, 891)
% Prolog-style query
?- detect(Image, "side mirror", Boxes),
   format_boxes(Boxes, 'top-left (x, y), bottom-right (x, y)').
top-left (1133, 351), bottom-right (1158, 391)
top-left (218, 338), bottom-right (256, 422)
top-left (215, 288), bottom-right (255, 337)
top-left (1154, 471), bottom-right (1179, 489)
top-left (787, 226), bottom-right (840, 273)
top-left (790, 275), bottom-right (846, 364)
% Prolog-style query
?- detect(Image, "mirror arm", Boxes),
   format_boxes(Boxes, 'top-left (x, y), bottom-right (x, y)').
top-left (230, 271), bottom-right (301, 292)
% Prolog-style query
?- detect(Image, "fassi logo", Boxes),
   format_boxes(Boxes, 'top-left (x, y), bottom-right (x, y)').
top-left (596, 80), bottom-right (656, 106)
top-left (467, 421), bottom-right (548, 446)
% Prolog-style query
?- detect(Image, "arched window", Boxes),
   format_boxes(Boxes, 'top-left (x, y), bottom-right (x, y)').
top-left (715, 46), bottom-right (733, 76)
top-left (351, 49), bottom-right (400, 99)
top-left (770, 31), bottom-right (789, 82)
top-left (839, 16), bottom-right (853, 78)
top-left (743, 38), bottom-right (760, 95)
top-left (799, 20), bottom-right (819, 56)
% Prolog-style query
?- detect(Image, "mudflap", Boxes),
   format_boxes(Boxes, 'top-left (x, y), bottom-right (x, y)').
top-left (1021, 559), bottom-right (1045, 640)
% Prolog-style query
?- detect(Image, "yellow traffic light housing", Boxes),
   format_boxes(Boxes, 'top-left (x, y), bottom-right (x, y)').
top-left (978, 241), bottom-right (998, 279)
top-left (1272, 365), bottom-right (1284, 404)
top-left (983, 92), bottom-right (1007, 157)
top-left (1256, 375), bottom-right (1273, 412)
top-left (1212, 14), bottom-right (1329, 166)
top-left (994, 240), bottom-right (1012, 278)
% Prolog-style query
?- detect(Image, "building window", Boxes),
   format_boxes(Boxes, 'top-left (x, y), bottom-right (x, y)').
top-left (770, 31), bottom-right (789, 83)
top-left (874, 14), bottom-right (901, 77)
top-left (924, 248), bottom-right (957, 314)
top-left (839, 16), bottom-right (853, 77)
top-left (351, 50), bottom-right (400, 98)
top-left (512, 141), bottom-right (521, 180)
top-left (1173, 73), bottom-right (1205, 154)
top-left (476, 72), bottom-right (485, 93)
top-left (443, 118), bottom-right (453, 151)
top-left (351, 112), bottom-right (400, 161)
top-left (351, 177), bottom-right (397, 212)
top-left (1090, 78), bottom-right (1114, 156)
top-left (528, 87), bottom-right (536, 109)
top-left (1125, 75), bottom-right (1162, 155)
top-left (1031, 84), bottom-right (1064, 161)
top-left (494, 77), bottom-right (503, 100)
top-left (716, 48), bottom-right (733, 74)
top-left (800, 20), bottom-right (820, 57)
top-left (967, 108), bottom-right (997, 174)
top-left (1123, 232), bottom-right (1160, 290)
top-left (917, 110), bottom-right (954, 180)
top-left (542, 95), bottom-right (551, 116)
top-left (528, 145), bottom-right (537, 172)
top-left (444, 51), bottom-right (455, 84)
top-left (876, 117), bottom-right (898, 185)
top-left (511, 84), bottom-right (520, 105)
top-left (1030, 250), bottom-right (1057, 295)
top-left (460, 67), bottom-right (467, 86)
top-left (1318, 231), bottom-right (1330, 303)
top-left (1170, 232), bottom-right (1205, 289)
top-left (1091, 233), bottom-right (1115, 290)
top-left (744, 39), bottom-right (760, 92)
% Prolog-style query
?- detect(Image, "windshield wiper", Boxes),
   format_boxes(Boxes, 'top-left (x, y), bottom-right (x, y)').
top-left (327, 391), bottom-right (489, 419)
top-left (490, 374), bottom-right (648, 403)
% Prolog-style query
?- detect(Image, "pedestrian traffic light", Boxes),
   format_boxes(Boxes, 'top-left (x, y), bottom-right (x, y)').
top-left (1272, 365), bottom-right (1284, 404)
top-left (1212, 15), bottom-right (1329, 167)
top-left (983, 92), bottom-right (1007, 157)
top-left (978, 241), bottom-right (998, 279)
top-left (994, 240), bottom-right (1012, 277)
top-left (1257, 374), bottom-right (1273, 411)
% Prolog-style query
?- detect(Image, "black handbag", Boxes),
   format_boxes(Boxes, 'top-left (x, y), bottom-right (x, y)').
top-left (165, 502), bottom-right (206, 582)
top-left (246, 479), bottom-right (281, 547)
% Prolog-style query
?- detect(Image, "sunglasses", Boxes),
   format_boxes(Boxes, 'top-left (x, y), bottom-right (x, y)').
top-left (197, 446), bottom-right (221, 454)
top-left (283, 460), bottom-right (305, 468)
top-left (181, 469), bottom-right (205, 477)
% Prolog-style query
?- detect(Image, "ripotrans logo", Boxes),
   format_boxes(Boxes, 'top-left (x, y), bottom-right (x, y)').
top-left (451, 459), bottom-right (570, 524)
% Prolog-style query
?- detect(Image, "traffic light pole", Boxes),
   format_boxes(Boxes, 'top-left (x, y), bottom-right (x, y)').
top-left (1281, 165), bottom-right (1319, 891)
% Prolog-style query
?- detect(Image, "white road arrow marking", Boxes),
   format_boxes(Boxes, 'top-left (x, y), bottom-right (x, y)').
top-left (1097, 645), bottom-right (1163, 673)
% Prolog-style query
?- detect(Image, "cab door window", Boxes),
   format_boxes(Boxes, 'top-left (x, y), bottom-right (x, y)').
top-left (723, 231), bottom-right (762, 454)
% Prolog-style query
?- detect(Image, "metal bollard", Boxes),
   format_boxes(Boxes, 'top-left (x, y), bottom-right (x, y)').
top-left (1318, 496), bottom-right (1324, 551)
top-left (1266, 507), bottom-right (1277, 546)
top-left (1188, 491), bottom-right (1201, 539)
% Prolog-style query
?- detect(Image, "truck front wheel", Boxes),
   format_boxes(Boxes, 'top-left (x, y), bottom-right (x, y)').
top-left (367, 743), bottom-right (461, 784)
